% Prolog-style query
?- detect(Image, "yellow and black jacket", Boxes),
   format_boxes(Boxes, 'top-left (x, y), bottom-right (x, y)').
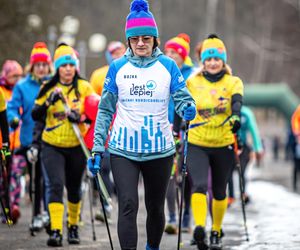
top-left (33, 79), bottom-right (94, 148)
top-left (187, 73), bottom-right (243, 147)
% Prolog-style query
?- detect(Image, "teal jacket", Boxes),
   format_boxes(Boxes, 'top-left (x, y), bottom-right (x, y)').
top-left (238, 106), bottom-right (263, 152)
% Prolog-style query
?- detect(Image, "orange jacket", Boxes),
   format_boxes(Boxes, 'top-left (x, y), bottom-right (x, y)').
top-left (291, 105), bottom-right (300, 137)
top-left (0, 85), bottom-right (21, 149)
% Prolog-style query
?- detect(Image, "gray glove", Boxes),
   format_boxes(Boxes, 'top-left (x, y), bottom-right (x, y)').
top-left (27, 146), bottom-right (39, 163)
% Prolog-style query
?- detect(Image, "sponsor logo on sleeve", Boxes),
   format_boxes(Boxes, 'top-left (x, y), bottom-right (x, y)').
top-left (104, 77), bottom-right (111, 86)
top-left (178, 75), bottom-right (184, 83)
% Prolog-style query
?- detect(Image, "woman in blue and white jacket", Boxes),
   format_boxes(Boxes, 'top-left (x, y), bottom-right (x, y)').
top-left (88, 1), bottom-right (196, 250)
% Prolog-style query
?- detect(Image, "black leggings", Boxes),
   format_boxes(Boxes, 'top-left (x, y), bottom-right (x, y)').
top-left (41, 143), bottom-right (86, 204)
top-left (110, 154), bottom-right (173, 250)
top-left (187, 143), bottom-right (234, 200)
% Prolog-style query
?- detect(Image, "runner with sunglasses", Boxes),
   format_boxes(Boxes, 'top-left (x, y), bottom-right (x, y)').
top-left (88, 1), bottom-right (196, 249)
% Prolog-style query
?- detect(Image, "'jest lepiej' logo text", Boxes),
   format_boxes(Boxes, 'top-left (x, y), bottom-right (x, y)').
top-left (129, 81), bottom-right (156, 97)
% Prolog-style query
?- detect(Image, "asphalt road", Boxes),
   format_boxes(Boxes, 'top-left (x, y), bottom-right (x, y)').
top-left (1, 156), bottom-right (299, 250)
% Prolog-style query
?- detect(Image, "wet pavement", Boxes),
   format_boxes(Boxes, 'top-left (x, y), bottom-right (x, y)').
top-left (1, 156), bottom-right (300, 250)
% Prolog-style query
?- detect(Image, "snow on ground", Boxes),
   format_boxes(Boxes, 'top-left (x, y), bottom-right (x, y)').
top-left (229, 181), bottom-right (300, 250)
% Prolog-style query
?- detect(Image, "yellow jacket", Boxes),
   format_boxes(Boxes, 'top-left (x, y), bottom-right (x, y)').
top-left (89, 65), bottom-right (109, 95)
top-left (187, 73), bottom-right (244, 147)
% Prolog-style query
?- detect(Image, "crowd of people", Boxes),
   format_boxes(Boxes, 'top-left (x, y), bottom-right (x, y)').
top-left (0, 0), bottom-right (276, 250)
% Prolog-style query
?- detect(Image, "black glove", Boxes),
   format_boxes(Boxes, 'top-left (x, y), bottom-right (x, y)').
top-left (10, 117), bottom-right (19, 130)
top-left (46, 91), bottom-right (61, 106)
top-left (229, 115), bottom-right (241, 133)
top-left (67, 109), bottom-right (81, 123)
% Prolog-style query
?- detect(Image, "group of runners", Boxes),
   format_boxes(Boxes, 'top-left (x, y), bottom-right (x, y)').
top-left (0, 0), bottom-right (268, 249)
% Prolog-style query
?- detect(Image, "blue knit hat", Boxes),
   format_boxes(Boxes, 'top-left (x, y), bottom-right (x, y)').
top-left (54, 44), bottom-right (78, 71)
top-left (201, 35), bottom-right (227, 63)
top-left (125, 0), bottom-right (159, 39)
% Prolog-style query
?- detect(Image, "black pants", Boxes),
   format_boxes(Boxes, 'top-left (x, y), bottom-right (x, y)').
top-left (293, 158), bottom-right (300, 190)
top-left (110, 154), bottom-right (173, 250)
top-left (41, 143), bottom-right (85, 204)
top-left (228, 145), bottom-right (251, 198)
top-left (187, 143), bottom-right (235, 200)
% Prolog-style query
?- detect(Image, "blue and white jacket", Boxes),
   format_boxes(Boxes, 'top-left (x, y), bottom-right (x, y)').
top-left (7, 74), bottom-right (42, 147)
top-left (92, 48), bottom-right (195, 161)
top-left (168, 63), bottom-right (194, 124)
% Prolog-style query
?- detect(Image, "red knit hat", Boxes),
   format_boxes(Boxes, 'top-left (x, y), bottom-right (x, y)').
top-left (30, 42), bottom-right (51, 65)
top-left (165, 33), bottom-right (191, 60)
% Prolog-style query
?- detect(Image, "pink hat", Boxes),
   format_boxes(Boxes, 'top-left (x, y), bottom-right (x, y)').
top-left (1, 60), bottom-right (23, 80)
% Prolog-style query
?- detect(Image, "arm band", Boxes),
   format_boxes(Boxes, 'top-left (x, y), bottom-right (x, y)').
top-left (32, 103), bottom-right (48, 121)
top-left (231, 94), bottom-right (243, 116)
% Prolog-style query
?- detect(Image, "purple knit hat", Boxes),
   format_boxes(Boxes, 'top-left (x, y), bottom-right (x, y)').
top-left (125, 0), bottom-right (159, 39)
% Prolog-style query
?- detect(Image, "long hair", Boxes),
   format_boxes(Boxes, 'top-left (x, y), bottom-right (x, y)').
top-left (37, 71), bottom-right (83, 100)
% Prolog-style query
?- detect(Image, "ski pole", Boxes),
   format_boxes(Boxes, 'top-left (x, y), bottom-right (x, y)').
top-left (78, 171), bottom-right (97, 242)
top-left (30, 159), bottom-right (36, 236)
top-left (0, 169), bottom-right (12, 226)
top-left (94, 174), bottom-right (114, 250)
top-left (88, 177), bottom-right (96, 241)
top-left (175, 163), bottom-right (180, 222)
top-left (172, 149), bottom-right (180, 216)
top-left (0, 151), bottom-right (12, 226)
top-left (78, 176), bottom-right (86, 226)
top-left (0, 193), bottom-right (10, 225)
top-left (59, 91), bottom-right (112, 207)
top-left (177, 121), bottom-right (190, 250)
top-left (234, 134), bottom-right (249, 241)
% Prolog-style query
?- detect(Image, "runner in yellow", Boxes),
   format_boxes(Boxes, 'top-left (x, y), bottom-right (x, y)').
top-left (90, 41), bottom-right (126, 95)
top-left (186, 34), bottom-right (243, 250)
top-left (0, 88), bottom-right (9, 143)
top-left (32, 43), bottom-right (94, 247)
top-left (0, 87), bottom-right (11, 224)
